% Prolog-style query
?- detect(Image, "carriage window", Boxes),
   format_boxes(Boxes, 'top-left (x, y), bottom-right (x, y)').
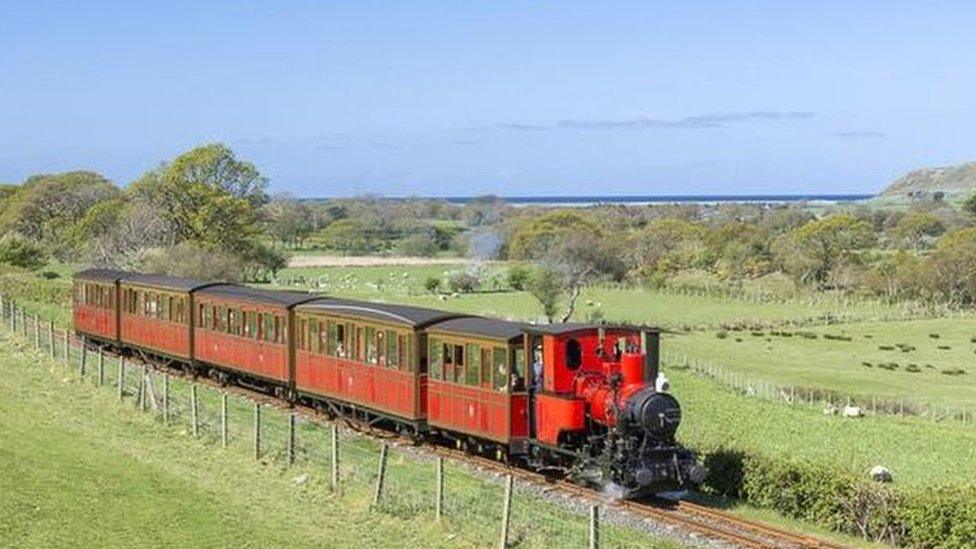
top-left (465, 344), bottom-right (481, 386)
top-left (161, 296), bottom-right (170, 322)
top-left (386, 330), bottom-right (399, 369)
top-left (263, 313), bottom-right (274, 342)
top-left (202, 304), bottom-right (212, 330)
top-left (492, 348), bottom-right (508, 391)
top-left (512, 348), bottom-right (526, 392)
top-left (247, 311), bottom-right (258, 338)
top-left (365, 327), bottom-right (377, 364)
top-left (230, 309), bottom-right (242, 335)
top-left (566, 339), bottom-right (582, 370)
top-left (451, 344), bottom-right (465, 384)
top-left (276, 316), bottom-right (286, 344)
top-left (376, 330), bottom-right (386, 366)
top-left (428, 338), bottom-right (442, 380)
top-left (399, 335), bottom-right (409, 372)
top-left (481, 349), bottom-right (492, 387)
top-left (354, 326), bottom-right (363, 361)
top-left (309, 319), bottom-right (320, 353)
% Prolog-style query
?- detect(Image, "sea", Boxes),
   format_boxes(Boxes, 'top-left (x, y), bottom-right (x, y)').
top-left (441, 194), bottom-right (874, 206)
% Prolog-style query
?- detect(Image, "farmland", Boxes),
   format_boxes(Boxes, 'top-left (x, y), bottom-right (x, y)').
top-left (0, 331), bottom-right (679, 548)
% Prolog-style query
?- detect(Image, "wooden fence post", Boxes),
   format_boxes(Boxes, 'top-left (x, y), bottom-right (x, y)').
top-left (499, 474), bottom-right (513, 549)
top-left (373, 443), bottom-right (389, 507)
top-left (21, 308), bottom-right (26, 337)
top-left (191, 384), bottom-right (199, 437)
top-left (163, 373), bottom-right (170, 424)
top-left (435, 456), bottom-right (444, 520)
top-left (98, 349), bottom-right (105, 386)
top-left (49, 320), bottom-right (56, 359)
top-left (589, 505), bottom-right (600, 549)
top-left (253, 403), bottom-right (262, 460)
top-left (330, 424), bottom-right (339, 491)
top-left (63, 329), bottom-right (69, 362)
top-left (117, 358), bottom-right (125, 399)
top-left (34, 315), bottom-right (40, 350)
top-left (79, 337), bottom-right (87, 377)
top-left (136, 367), bottom-right (145, 409)
top-left (11, 303), bottom-right (16, 332)
top-left (221, 392), bottom-right (228, 448)
top-left (287, 413), bottom-right (296, 465)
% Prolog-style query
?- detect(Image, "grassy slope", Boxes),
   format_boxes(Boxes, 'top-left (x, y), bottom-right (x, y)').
top-left (672, 368), bottom-right (976, 488)
top-left (0, 332), bottom-right (676, 548)
top-left (667, 318), bottom-right (976, 408)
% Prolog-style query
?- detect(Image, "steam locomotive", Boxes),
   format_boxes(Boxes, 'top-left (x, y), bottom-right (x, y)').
top-left (73, 269), bottom-right (703, 497)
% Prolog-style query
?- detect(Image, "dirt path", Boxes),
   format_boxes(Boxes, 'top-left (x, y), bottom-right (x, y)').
top-left (287, 254), bottom-right (482, 268)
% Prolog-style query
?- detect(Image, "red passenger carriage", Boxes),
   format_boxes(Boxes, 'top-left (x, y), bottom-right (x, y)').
top-left (73, 269), bottom-right (126, 343)
top-left (193, 285), bottom-right (318, 390)
top-left (119, 274), bottom-right (217, 361)
top-left (293, 299), bottom-right (465, 429)
top-left (425, 317), bottom-right (530, 454)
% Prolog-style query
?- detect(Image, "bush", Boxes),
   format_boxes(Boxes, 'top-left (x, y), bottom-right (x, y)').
top-left (396, 234), bottom-right (437, 257)
top-left (0, 234), bottom-right (46, 270)
top-left (138, 243), bottom-right (244, 282)
top-left (0, 272), bottom-right (72, 307)
top-left (506, 263), bottom-right (531, 291)
top-left (423, 276), bottom-right (442, 294)
top-left (700, 450), bottom-right (976, 546)
top-left (447, 270), bottom-right (480, 293)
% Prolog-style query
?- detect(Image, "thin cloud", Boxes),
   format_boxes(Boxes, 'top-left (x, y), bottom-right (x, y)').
top-left (498, 110), bottom-right (816, 131)
top-left (495, 122), bottom-right (550, 131)
top-left (452, 139), bottom-right (481, 146)
top-left (832, 130), bottom-right (887, 139)
top-left (315, 143), bottom-right (347, 151)
top-left (369, 142), bottom-right (402, 150)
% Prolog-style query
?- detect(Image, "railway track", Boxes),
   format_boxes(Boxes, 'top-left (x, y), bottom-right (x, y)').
top-left (92, 340), bottom-right (845, 549)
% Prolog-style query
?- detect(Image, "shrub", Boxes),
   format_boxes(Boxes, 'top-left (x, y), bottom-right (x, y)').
top-left (699, 450), bottom-right (976, 546)
top-left (941, 368), bottom-right (966, 376)
top-left (506, 263), bottom-right (531, 291)
top-left (0, 234), bottom-right (46, 270)
top-left (937, 345), bottom-right (951, 350)
top-left (447, 270), bottom-right (480, 293)
top-left (423, 276), bottom-right (442, 294)
top-left (929, 333), bottom-right (941, 339)
top-left (716, 331), bottom-right (728, 339)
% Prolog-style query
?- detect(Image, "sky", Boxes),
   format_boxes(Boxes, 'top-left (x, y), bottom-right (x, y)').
top-left (2, 1), bottom-right (976, 197)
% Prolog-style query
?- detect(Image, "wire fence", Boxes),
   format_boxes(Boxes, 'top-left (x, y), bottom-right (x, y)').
top-left (663, 351), bottom-right (976, 427)
top-left (0, 294), bottom-right (664, 549)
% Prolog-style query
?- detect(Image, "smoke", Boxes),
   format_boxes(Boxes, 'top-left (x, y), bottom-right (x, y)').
top-left (468, 228), bottom-right (503, 260)
top-left (600, 481), bottom-right (627, 501)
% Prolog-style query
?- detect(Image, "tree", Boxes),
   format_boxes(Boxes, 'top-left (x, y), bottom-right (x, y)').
top-left (784, 214), bottom-right (876, 287)
top-left (626, 218), bottom-right (706, 281)
top-left (893, 212), bottom-right (946, 250)
top-left (263, 195), bottom-right (314, 248)
top-left (137, 242), bottom-right (244, 281)
top-left (507, 263), bottom-right (531, 290)
top-left (525, 264), bottom-right (563, 323)
top-left (923, 228), bottom-right (976, 304)
top-left (0, 233), bottom-right (46, 269)
top-left (316, 218), bottom-right (371, 253)
top-left (128, 143), bottom-right (266, 252)
top-left (0, 171), bottom-right (119, 257)
top-left (507, 210), bottom-right (601, 260)
top-left (963, 193), bottom-right (976, 217)
top-left (397, 232), bottom-right (438, 257)
top-left (423, 276), bottom-right (442, 294)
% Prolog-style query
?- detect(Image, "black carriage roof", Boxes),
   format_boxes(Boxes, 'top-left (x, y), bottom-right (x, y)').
top-left (525, 322), bottom-right (660, 335)
top-left (196, 284), bottom-right (321, 308)
top-left (120, 272), bottom-right (219, 292)
top-left (297, 298), bottom-right (469, 328)
top-left (427, 316), bottom-right (526, 343)
top-left (74, 268), bottom-right (129, 283)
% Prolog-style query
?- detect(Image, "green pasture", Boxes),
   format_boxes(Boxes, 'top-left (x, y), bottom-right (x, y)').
top-left (671, 368), bottom-right (976, 489)
top-left (667, 318), bottom-right (976, 409)
top-left (0, 331), bottom-right (677, 549)
top-left (269, 263), bottom-right (915, 329)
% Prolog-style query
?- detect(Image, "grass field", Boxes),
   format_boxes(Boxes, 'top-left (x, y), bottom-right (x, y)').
top-left (268, 263), bottom-right (916, 329)
top-left (667, 318), bottom-right (976, 409)
top-left (670, 368), bottom-right (976, 489)
top-left (0, 331), bottom-right (678, 549)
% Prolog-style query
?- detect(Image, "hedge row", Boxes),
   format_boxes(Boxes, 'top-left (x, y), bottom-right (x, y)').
top-left (0, 272), bottom-right (72, 308)
top-left (701, 450), bottom-right (976, 547)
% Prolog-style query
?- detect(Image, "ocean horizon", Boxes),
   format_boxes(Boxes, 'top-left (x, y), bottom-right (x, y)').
top-left (305, 193), bottom-right (875, 206)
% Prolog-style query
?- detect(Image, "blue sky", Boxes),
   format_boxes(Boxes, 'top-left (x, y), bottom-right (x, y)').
top-left (2, 1), bottom-right (975, 197)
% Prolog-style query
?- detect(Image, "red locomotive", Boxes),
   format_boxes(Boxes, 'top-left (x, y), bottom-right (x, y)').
top-left (73, 268), bottom-right (702, 496)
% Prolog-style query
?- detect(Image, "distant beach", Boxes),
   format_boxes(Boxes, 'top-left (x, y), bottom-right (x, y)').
top-left (440, 194), bottom-right (875, 206)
